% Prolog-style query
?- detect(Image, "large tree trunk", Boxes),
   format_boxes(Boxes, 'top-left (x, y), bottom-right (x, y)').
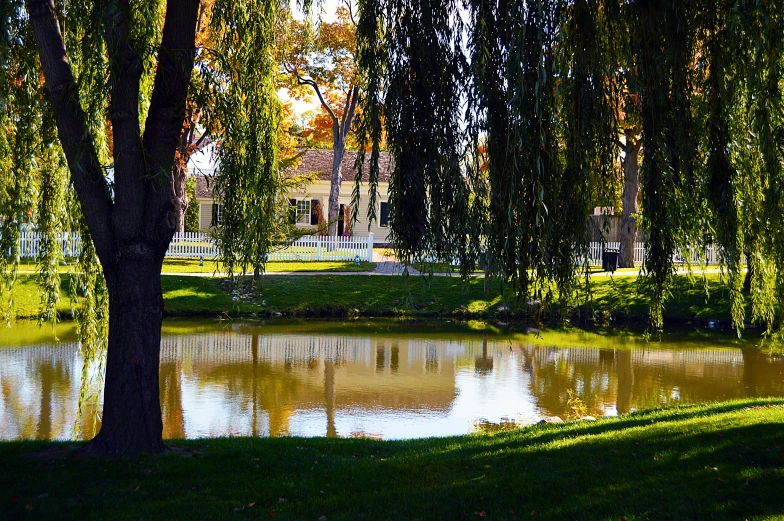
top-left (619, 130), bottom-right (641, 268)
top-left (88, 254), bottom-right (167, 455)
top-left (29, 0), bottom-right (200, 456)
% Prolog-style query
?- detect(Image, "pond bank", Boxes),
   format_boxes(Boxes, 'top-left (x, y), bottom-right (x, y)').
top-left (8, 271), bottom-right (762, 330)
top-left (2, 399), bottom-right (783, 520)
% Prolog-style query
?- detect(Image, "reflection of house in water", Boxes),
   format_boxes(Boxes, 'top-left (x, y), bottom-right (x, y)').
top-left (2, 329), bottom-right (784, 441)
top-left (158, 331), bottom-right (461, 438)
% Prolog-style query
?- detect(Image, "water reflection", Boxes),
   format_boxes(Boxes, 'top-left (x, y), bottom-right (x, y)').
top-left (1, 322), bottom-right (783, 441)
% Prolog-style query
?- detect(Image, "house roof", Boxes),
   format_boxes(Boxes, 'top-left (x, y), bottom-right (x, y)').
top-left (194, 149), bottom-right (393, 199)
top-left (294, 149), bottom-right (394, 183)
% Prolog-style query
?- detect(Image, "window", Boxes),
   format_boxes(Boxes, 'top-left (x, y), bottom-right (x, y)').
top-left (380, 201), bottom-right (389, 227)
top-left (211, 203), bottom-right (223, 227)
top-left (297, 200), bottom-right (311, 224)
top-left (289, 199), bottom-right (311, 224)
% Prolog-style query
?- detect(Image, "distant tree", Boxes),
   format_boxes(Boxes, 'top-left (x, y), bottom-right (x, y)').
top-left (282, 2), bottom-right (360, 236)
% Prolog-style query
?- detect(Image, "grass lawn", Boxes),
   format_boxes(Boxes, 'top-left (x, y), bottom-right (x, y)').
top-left (3, 270), bottom-right (758, 325)
top-left (16, 259), bottom-right (375, 275)
top-left (2, 399), bottom-right (783, 520)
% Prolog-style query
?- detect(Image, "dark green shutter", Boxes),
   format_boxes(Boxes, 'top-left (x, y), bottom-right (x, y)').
top-left (380, 202), bottom-right (389, 227)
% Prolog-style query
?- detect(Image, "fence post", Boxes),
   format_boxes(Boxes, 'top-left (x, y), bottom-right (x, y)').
top-left (367, 233), bottom-right (374, 263)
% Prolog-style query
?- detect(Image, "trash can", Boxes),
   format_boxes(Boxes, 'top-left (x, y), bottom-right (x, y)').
top-left (602, 248), bottom-right (619, 272)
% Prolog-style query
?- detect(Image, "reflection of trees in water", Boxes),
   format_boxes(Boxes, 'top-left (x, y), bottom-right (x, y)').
top-left (475, 336), bottom-right (494, 374)
top-left (73, 348), bottom-right (104, 441)
top-left (0, 344), bottom-right (97, 440)
top-left (35, 358), bottom-right (74, 439)
top-left (325, 358), bottom-right (336, 437)
top-left (5, 330), bottom-right (784, 441)
top-left (160, 361), bottom-right (185, 439)
top-left (522, 346), bottom-right (784, 418)
top-left (522, 346), bottom-right (613, 418)
top-left (1, 373), bottom-right (38, 438)
top-left (426, 344), bottom-right (439, 373)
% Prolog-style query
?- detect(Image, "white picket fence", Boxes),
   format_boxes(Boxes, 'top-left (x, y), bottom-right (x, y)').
top-left (14, 231), bottom-right (726, 267)
top-left (585, 242), bottom-right (720, 267)
top-left (15, 231), bottom-right (374, 263)
top-left (17, 232), bottom-right (83, 259)
top-left (265, 234), bottom-right (374, 262)
top-left (165, 232), bottom-right (219, 259)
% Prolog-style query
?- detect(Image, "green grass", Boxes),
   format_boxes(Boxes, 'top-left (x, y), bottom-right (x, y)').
top-left (2, 271), bottom-right (762, 325)
top-left (16, 259), bottom-right (375, 275)
top-left (161, 259), bottom-right (375, 274)
top-left (2, 399), bottom-right (783, 520)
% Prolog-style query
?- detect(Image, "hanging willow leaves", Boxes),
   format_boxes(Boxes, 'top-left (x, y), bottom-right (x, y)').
top-left (207, 0), bottom-right (283, 280)
top-left (356, 0), bottom-right (784, 332)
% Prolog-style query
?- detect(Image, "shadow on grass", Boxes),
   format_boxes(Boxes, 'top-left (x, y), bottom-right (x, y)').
top-left (3, 400), bottom-right (783, 520)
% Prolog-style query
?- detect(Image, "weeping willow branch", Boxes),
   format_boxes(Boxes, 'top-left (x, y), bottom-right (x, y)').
top-left (208, 0), bottom-right (284, 280)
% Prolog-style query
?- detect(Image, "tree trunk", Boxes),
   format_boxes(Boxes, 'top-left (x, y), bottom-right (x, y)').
top-left (327, 134), bottom-right (346, 237)
top-left (87, 254), bottom-right (166, 455)
top-left (619, 130), bottom-right (641, 268)
top-left (29, 0), bottom-right (200, 456)
top-left (172, 165), bottom-right (189, 234)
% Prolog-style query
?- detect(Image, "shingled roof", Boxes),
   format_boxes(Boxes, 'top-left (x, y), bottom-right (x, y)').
top-left (195, 149), bottom-right (393, 199)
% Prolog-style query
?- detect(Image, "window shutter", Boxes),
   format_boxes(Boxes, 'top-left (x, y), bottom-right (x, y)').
top-left (211, 203), bottom-right (218, 227)
top-left (310, 199), bottom-right (319, 225)
top-left (380, 202), bottom-right (389, 227)
top-left (289, 198), bottom-right (296, 224)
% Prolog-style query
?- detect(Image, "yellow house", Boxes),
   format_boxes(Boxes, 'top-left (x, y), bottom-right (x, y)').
top-left (195, 149), bottom-right (393, 244)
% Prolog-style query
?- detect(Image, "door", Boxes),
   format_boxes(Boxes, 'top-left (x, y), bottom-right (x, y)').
top-left (337, 204), bottom-right (345, 236)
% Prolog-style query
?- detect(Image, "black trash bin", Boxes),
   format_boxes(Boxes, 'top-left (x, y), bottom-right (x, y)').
top-left (602, 248), bottom-right (619, 272)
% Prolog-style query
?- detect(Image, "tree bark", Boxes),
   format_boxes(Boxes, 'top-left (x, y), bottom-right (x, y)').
top-left (302, 84), bottom-right (357, 238)
top-left (619, 129), bottom-right (641, 268)
top-left (88, 253), bottom-right (167, 455)
top-left (327, 131), bottom-right (345, 237)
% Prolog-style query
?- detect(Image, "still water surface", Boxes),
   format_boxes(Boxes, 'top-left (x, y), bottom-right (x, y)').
top-left (1, 320), bottom-right (783, 441)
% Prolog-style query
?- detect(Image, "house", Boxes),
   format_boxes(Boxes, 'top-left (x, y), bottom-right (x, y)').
top-left (193, 149), bottom-right (394, 244)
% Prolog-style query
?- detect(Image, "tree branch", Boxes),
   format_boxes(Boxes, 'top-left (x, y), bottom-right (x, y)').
top-left (340, 85), bottom-right (359, 138)
top-left (105, 0), bottom-right (146, 242)
top-left (26, 0), bottom-right (114, 264)
top-left (141, 0), bottom-right (201, 247)
top-left (344, 0), bottom-right (357, 26)
top-left (292, 68), bottom-right (338, 124)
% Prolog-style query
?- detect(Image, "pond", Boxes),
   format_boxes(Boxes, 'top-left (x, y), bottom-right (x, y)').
top-left (1, 320), bottom-right (783, 441)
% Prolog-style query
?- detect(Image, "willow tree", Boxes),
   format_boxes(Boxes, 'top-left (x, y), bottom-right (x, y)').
top-left (0, 0), bottom-right (284, 454)
top-left (355, 0), bottom-right (784, 333)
